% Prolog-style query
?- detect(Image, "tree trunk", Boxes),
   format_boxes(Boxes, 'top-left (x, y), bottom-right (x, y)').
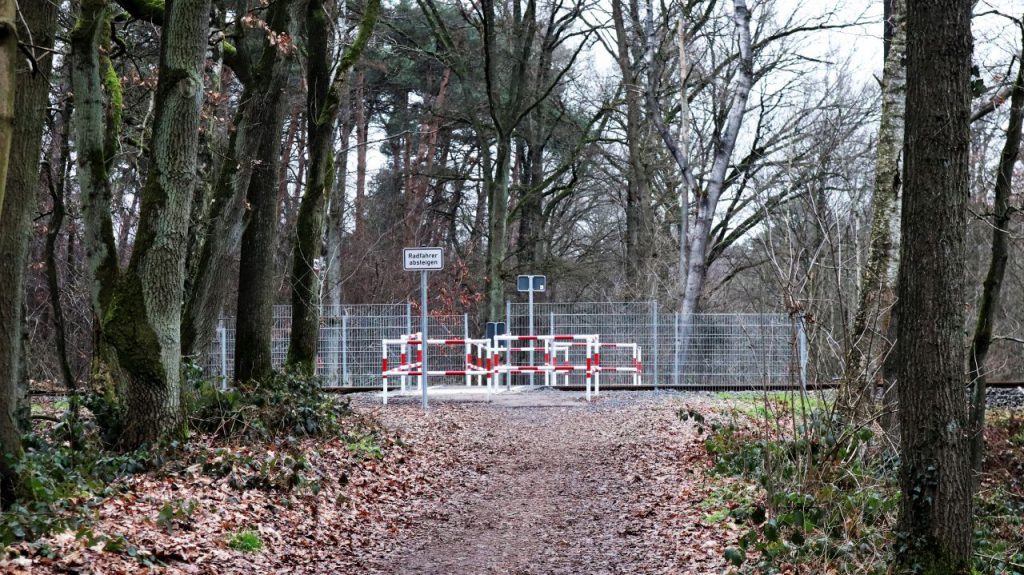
top-left (838, 0), bottom-right (906, 419)
top-left (182, 0), bottom-right (296, 358)
top-left (354, 70), bottom-right (368, 241)
top-left (234, 98), bottom-right (292, 382)
top-left (0, 0), bottom-right (16, 221)
top-left (0, 0), bottom-right (57, 507)
top-left (104, 0), bottom-right (212, 448)
top-left (485, 137), bottom-right (512, 321)
top-left (325, 110), bottom-right (353, 308)
top-left (45, 92), bottom-right (76, 395)
top-left (612, 0), bottom-right (653, 295)
top-left (968, 50), bottom-right (1023, 478)
top-left (71, 0), bottom-right (122, 323)
top-left (895, 0), bottom-right (974, 570)
top-left (642, 0), bottom-right (753, 316)
top-left (286, 0), bottom-right (380, 373)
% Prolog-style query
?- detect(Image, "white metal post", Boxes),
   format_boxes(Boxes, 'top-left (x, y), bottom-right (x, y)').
top-left (382, 340), bottom-right (389, 405)
top-left (528, 289), bottom-right (535, 386)
top-left (673, 313), bottom-right (681, 386)
top-left (218, 322), bottom-right (228, 390)
top-left (400, 341), bottom-right (407, 392)
top-left (651, 301), bottom-right (658, 390)
top-left (420, 270), bottom-right (429, 410)
top-left (464, 314), bottom-right (471, 387)
top-left (341, 312), bottom-right (349, 386)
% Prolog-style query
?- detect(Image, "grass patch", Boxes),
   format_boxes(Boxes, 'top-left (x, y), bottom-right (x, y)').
top-left (226, 529), bottom-right (263, 552)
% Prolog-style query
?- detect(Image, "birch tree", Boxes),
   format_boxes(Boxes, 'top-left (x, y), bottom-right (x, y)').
top-left (837, 0), bottom-right (906, 418)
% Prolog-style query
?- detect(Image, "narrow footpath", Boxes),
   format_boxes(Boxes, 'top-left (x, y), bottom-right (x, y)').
top-left (352, 390), bottom-right (728, 574)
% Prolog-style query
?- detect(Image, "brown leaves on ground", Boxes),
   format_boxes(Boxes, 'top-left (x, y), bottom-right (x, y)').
top-left (8, 390), bottom-right (734, 574)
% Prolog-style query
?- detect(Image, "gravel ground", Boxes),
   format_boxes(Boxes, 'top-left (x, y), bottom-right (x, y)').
top-left (986, 387), bottom-right (1024, 410)
top-left (349, 389), bottom-right (730, 574)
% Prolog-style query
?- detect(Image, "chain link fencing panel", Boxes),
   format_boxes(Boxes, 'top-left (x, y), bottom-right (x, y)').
top-left (507, 302), bottom-right (802, 389)
top-left (205, 302), bottom-right (803, 390)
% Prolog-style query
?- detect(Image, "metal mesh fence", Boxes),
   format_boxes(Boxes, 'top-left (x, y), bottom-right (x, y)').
top-left (205, 302), bottom-right (802, 390)
top-left (507, 302), bottom-right (802, 388)
top-left (207, 304), bottom-right (412, 387)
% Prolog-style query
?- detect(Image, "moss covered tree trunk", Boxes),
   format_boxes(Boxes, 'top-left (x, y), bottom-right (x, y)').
top-left (0, 0), bottom-right (57, 507)
top-left (286, 0), bottom-right (380, 373)
top-left (103, 0), bottom-right (211, 448)
top-left (895, 0), bottom-right (974, 570)
top-left (71, 0), bottom-right (122, 323)
top-left (968, 50), bottom-right (1024, 478)
top-left (838, 0), bottom-right (906, 419)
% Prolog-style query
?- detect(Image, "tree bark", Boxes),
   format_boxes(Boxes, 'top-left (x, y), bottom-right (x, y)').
top-left (104, 0), bottom-right (212, 448)
top-left (71, 0), bottom-right (122, 324)
top-left (643, 0), bottom-right (753, 316)
top-left (895, 0), bottom-right (974, 570)
top-left (354, 70), bottom-right (368, 241)
top-left (838, 0), bottom-right (906, 419)
top-left (612, 0), bottom-right (653, 295)
top-left (183, 0), bottom-right (296, 358)
top-left (0, 0), bottom-right (17, 221)
top-left (0, 0), bottom-right (57, 507)
top-left (968, 46), bottom-right (1024, 479)
top-left (45, 92), bottom-right (77, 395)
top-left (285, 0), bottom-right (381, 373)
top-left (325, 107), bottom-right (354, 308)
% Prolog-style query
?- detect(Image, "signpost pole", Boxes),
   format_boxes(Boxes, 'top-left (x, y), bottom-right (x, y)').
top-left (420, 270), bottom-right (429, 410)
top-left (402, 247), bottom-right (443, 410)
top-left (528, 288), bottom-right (534, 386)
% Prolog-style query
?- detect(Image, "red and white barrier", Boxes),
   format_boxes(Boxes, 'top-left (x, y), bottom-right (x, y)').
top-left (381, 333), bottom-right (491, 405)
top-left (380, 331), bottom-right (643, 404)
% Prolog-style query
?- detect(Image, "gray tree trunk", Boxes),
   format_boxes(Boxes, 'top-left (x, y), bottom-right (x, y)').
top-left (0, 0), bottom-right (16, 220)
top-left (643, 0), bottom-right (753, 316)
top-left (71, 1), bottom-right (122, 323)
top-left (895, 0), bottom-right (974, 569)
top-left (0, 0), bottom-right (57, 506)
top-left (183, 0), bottom-right (296, 358)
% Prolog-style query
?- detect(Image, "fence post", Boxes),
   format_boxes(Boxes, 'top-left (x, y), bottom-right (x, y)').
top-left (651, 301), bottom-right (658, 389)
top-left (798, 317), bottom-right (808, 392)
top-left (406, 302), bottom-right (412, 335)
top-left (673, 312), bottom-right (680, 386)
top-left (505, 300), bottom-right (511, 326)
top-left (341, 312), bottom-right (349, 386)
top-left (218, 319), bottom-right (228, 390)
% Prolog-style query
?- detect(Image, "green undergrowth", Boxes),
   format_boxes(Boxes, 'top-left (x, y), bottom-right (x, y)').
top-left (3, 367), bottom-right (383, 560)
top-left (188, 366), bottom-right (351, 440)
top-left (684, 395), bottom-right (1024, 574)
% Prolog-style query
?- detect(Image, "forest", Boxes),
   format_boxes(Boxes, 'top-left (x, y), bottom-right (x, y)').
top-left (0, 0), bottom-right (1023, 573)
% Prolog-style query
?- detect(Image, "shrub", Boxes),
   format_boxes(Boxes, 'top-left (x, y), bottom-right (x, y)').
top-left (189, 368), bottom-right (351, 440)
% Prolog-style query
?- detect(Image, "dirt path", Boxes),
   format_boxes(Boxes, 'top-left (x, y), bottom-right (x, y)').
top-left (351, 389), bottom-right (728, 574)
